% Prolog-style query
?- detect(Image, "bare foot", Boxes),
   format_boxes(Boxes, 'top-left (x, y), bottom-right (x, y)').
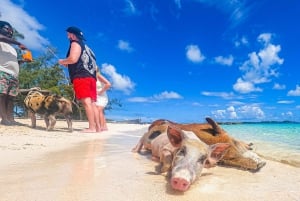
top-left (80, 129), bottom-right (97, 133)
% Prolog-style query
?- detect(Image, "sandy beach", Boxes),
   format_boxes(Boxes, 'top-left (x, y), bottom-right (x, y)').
top-left (0, 118), bottom-right (299, 201)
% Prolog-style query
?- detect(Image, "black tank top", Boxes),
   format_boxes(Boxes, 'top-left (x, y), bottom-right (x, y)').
top-left (66, 40), bottom-right (97, 83)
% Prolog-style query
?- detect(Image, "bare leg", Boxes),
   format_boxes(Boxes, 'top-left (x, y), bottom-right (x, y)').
top-left (93, 102), bottom-right (101, 132)
top-left (103, 116), bottom-right (108, 130)
top-left (97, 105), bottom-right (107, 130)
top-left (0, 94), bottom-right (11, 125)
top-left (6, 96), bottom-right (15, 122)
top-left (80, 97), bottom-right (96, 132)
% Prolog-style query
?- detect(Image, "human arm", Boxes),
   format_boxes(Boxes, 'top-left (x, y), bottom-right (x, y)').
top-left (97, 72), bottom-right (111, 95)
top-left (58, 42), bottom-right (81, 67)
top-left (0, 33), bottom-right (27, 50)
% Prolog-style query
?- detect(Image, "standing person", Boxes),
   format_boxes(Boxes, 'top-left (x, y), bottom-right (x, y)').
top-left (95, 68), bottom-right (111, 131)
top-left (58, 26), bottom-right (100, 133)
top-left (0, 20), bottom-right (27, 125)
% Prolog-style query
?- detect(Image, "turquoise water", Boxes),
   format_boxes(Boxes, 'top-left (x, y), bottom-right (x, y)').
top-left (221, 123), bottom-right (300, 167)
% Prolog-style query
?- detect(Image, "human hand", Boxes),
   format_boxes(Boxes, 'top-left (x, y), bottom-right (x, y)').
top-left (19, 44), bottom-right (27, 50)
top-left (58, 59), bottom-right (67, 67)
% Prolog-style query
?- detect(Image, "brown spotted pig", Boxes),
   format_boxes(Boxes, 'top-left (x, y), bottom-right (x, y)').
top-left (146, 117), bottom-right (266, 171)
top-left (24, 90), bottom-right (73, 132)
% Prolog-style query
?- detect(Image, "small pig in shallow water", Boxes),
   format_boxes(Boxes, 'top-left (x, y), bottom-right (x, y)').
top-left (133, 124), bottom-right (230, 192)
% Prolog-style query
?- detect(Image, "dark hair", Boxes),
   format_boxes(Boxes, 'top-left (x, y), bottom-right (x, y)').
top-left (0, 21), bottom-right (13, 38)
top-left (66, 26), bottom-right (86, 41)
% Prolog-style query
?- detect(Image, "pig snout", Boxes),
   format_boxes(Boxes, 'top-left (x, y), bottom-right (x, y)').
top-left (170, 167), bottom-right (197, 192)
top-left (171, 177), bottom-right (190, 191)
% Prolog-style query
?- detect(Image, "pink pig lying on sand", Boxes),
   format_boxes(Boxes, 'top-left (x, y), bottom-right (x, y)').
top-left (132, 124), bottom-right (230, 192)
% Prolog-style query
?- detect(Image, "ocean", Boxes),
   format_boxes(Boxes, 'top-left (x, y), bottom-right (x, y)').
top-left (221, 122), bottom-right (300, 167)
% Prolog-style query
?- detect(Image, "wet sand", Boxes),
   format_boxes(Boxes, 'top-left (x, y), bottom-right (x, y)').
top-left (0, 119), bottom-right (299, 201)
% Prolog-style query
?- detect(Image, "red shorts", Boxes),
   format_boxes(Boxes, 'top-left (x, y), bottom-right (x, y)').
top-left (73, 77), bottom-right (96, 101)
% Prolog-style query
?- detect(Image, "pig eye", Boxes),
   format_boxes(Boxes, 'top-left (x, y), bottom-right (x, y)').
top-left (177, 147), bottom-right (186, 156)
top-left (198, 155), bottom-right (207, 163)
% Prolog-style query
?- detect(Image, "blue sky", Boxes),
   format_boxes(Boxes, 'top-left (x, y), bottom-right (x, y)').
top-left (1, 0), bottom-right (300, 123)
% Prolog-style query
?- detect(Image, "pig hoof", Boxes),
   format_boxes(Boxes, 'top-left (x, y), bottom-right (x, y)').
top-left (161, 165), bottom-right (171, 173)
top-left (249, 161), bottom-right (266, 172)
top-left (257, 161), bottom-right (266, 169)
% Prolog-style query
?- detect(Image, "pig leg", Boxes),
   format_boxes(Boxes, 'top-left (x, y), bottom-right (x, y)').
top-left (132, 133), bottom-right (146, 153)
top-left (64, 114), bottom-right (73, 132)
top-left (152, 156), bottom-right (160, 162)
top-left (132, 131), bottom-right (155, 153)
top-left (160, 150), bottom-right (173, 173)
top-left (44, 115), bottom-right (50, 131)
top-left (220, 151), bottom-right (266, 171)
top-left (29, 111), bottom-right (36, 128)
top-left (48, 115), bottom-right (56, 131)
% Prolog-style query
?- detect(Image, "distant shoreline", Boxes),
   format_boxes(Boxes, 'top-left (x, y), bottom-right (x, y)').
top-left (106, 118), bottom-right (300, 125)
top-left (15, 117), bottom-right (300, 125)
top-left (218, 120), bottom-right (300, 125)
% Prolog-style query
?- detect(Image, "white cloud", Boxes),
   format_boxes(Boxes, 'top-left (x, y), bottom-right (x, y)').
top-left (101, 63), bottom-right (135, 95)
top-left (277, 100), bottom-right (294, 104)
top-left (192, 102), bottom-right (203, 106)
top-left (212, 104), bottom-right (265, 121)
top-left (153, 91), bottom-right (182, 100)
top-left (1, 0), bottom-right (49, 50)
top-left (273, 83), bottom-right (286, 90)
top-left (192, 0), bottom-right (252, 27)
top-left (117, 40), bottom-right (134, 52)
top-left (174, 0), bottom-right (182, 9)
top-left (234, 35), bottom-right (249, 47)
top-left (287, 85), bottom-right (300, 96)
top-left (212, 110), bottom-right (226, 119)
top-left (281, 111), bottom-right (293, 118)
top-left (128, 91), bottom-right (182, 103)
top-left (233, 33), bottom-right (283, 94)
top-left (229, 101), bottom-right (244, 106)
top-left (233, 78), bottom-right (262, 94)
top-left (214, 55), bottom-right (234, 66)
top-left (201, 91), bottom-right (236, 99)
top-left (257, 33), bottom-right (272, 44)
top-left (237, 105), bottom-right (265, 119)
top-left (258, 43), bottom-right (284, 68)
top-left (227, 106), bottom-right (237, 119)
top-left (123, 0), bottom-right (139, 15)
top-left (127, 97), bottom-right (148, 102)
top-left (185, 44), bottom-right (205, 63)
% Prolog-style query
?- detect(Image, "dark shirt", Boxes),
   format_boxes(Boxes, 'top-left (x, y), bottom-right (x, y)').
top-left (67, 40), bottom-right (97, 83)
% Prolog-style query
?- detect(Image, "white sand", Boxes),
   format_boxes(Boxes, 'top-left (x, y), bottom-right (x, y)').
top-left (0, 118), bottom-right (299, 201)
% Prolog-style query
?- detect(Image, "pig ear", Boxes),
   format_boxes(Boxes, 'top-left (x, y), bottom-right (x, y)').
top-left (205, 117), bottom-right (224, 136)
top-left (204, 143), bottom-right (230, 168)
top-left (167, 125), bottom-right (184, 148)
